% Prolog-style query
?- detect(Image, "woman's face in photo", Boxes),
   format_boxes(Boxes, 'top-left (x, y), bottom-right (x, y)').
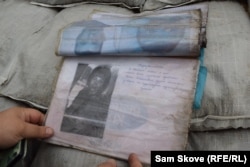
top-left (88, 72), bottom-right (106, 95)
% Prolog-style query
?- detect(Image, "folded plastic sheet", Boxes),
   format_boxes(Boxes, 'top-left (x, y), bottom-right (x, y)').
top-left (193, 48), bottom-right (207, 110)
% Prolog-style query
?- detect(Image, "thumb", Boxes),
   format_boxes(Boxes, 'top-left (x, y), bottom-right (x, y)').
top-left (21, 123), bottom-right (54, 139)
top-left (128, 153), bottom-right (143, 167)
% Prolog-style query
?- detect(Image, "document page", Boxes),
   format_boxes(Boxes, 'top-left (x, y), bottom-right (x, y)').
top-left (45, 56), bottom-right (199, 164)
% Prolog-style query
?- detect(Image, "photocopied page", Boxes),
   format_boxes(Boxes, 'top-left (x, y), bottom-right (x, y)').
top-left (45, 56), bottom-right (200, 164)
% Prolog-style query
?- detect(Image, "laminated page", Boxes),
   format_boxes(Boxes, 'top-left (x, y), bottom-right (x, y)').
top-left (56, 10), bottom-right (202, 57)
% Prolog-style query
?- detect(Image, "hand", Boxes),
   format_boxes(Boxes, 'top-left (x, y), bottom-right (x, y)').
top-left (98, 153), bottom-right (143, 167)
top-left (0, 107), bottom-right (54, 149)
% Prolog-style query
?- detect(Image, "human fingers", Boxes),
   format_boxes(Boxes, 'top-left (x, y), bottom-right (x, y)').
top-left (97, 159), bottom-right (117, 167)
top-left (128, 153), bottom-right (143, 167)
top-left (20, 122), bottom-right (54, 139)
top-left (22, 108), bottom-right (45, 125)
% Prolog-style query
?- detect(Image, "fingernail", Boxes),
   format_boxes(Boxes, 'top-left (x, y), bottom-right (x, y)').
top-left (45, 127), bottom-right (54, 136)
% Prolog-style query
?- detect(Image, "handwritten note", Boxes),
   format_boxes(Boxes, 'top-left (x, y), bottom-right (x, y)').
top-left (121, 63), bottom-right (188, 93)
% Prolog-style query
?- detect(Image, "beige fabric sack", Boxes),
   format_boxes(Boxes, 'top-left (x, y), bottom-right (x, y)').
top-left (30, 0), bottom-right (203, 11)
top-left (31, 0), bottom-right (146, 10)
top-left (190, 1), bottom-right (250, 131)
